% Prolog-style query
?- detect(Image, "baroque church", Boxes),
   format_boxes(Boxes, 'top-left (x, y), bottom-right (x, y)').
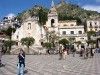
top-left (12, 0), bottom-right (87, 51)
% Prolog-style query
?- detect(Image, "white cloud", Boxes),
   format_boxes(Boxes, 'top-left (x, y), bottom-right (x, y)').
top-left (96, 0), bottom-right (100, 2)
top-left (6, 13), bottom-right (16, 17)
top-left (82, 5), bottom-right (100, 13)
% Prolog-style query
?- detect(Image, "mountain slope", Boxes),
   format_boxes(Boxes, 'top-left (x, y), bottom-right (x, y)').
top-left (16, 2), bottom-right (100, 24)
top-left (56, 2), bottom-right (100, 24)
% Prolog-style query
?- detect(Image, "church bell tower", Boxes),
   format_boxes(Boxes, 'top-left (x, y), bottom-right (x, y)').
top-left (46, 0), bottom-right (59, 32)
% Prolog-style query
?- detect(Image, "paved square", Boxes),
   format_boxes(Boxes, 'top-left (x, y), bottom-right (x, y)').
top-left (0, 53), bottom-right (100, 75)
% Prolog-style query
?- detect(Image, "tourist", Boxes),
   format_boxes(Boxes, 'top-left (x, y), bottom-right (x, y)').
top-left (63, 46), bottom-right (67, 59)
top-left (59, 44), bottom-right (63, 60)
top-left (85, 47), bottom-right (90, 59)
top-left (72, 48), bottom-right (76, 57)
top-left (80, 48), bottom-right (84, 57)
top-left (46, 49), bottom-right (50, 55)
top-left (90, 48), bottom-right (94, 58)
top-left (96, 48), bottom-right (99, 53)
top-left (17, 49), bottom-right (25, 75)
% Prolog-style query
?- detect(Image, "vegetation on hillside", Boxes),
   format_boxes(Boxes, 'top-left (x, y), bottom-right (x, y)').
top-left (16, 2), bottom-right (100, 25)
top-left (56, 3), bottom-right (100, 24)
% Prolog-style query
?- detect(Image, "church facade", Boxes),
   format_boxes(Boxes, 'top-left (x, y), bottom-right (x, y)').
top-left (12, 16), bottom-right (45, 46)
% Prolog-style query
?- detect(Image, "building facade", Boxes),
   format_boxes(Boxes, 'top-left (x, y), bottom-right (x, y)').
top-left (58, 20), bottom-right (87, 43)
top-left (11, 0), bottom-right (87, 51)
top-left (0, 13), bottom-right (20, 30)
top-left (12, 16), bottom-right (45, 46)
top-left (86, 19), bottom-right (100, 32)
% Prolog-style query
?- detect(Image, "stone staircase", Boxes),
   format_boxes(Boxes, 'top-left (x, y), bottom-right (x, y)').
top-left (10, 45), bottom-right (47, 54)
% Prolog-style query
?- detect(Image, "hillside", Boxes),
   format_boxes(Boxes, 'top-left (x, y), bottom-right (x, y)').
top-left (16, 2), bottom-right (100, 24)
top-left (56, 2), bottom-right (100, 24)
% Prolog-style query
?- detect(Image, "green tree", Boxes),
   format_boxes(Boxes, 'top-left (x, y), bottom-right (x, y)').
top-left (47, 31), bottom-right (59, 47)
top-left (3, 40), bottom-right (16, 54)
top-left (59, 38), bottom-right (69, 46)
top-left (21, 37), bottom-right (35, 53)
top-left (87, 40), bottom-right (96, 48)
top-left (1, 26), bottom-right (16, 40)
top-left (68, 37), bottom-right (75, 50)
top-left (75, 41), bottom-right (81, 48)
top-left (87, 31), bottom-right (96, 40)
top-left (43, 42), bottom-right (52, 49)
top-left (1, 27), bottom-right (16, 54)
top-left (68, 37), bottom-right (75, 44)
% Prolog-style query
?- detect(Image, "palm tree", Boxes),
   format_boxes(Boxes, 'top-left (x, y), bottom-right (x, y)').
top-left (21, 37), bottom-right (35, 53)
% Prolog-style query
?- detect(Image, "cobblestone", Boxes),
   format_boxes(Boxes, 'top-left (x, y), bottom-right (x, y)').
top-left (0, 53), bottom-right (100, 75)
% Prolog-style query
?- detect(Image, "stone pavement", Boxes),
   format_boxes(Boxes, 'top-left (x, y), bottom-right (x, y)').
top-left (0, 53), bottom-right (100, 75)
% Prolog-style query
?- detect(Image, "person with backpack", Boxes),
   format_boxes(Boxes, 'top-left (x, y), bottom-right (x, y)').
top-left (17, 49), bottom-right (25, 75)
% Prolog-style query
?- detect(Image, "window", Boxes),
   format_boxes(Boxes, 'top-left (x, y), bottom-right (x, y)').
top-left (95, 22), bottom-right (97, 25)
top-left (90, 22), bottom-right (92, 28)
top-left (28, 23), bottom-right (31, 29)
top-left (70, 24), bottom-right (74, 26)
top-left (16, 42), bottom-right (18, 46)
top-left (80, 38), bottom-right (84, 39)
top-left (95, 28), bottom-right (97, 31)
top-left (70, 31), bottom-right (74, 34)
top-left (63, 24), bottom-right (67, 26)
top-left (78, 31), bottom-right (82, 34)
top-left (16, 35), bottom-right (19, 39)
top-left (51, 19), bottom-right (55, 27)
top-left (62, 31), bottom-right (66, 35)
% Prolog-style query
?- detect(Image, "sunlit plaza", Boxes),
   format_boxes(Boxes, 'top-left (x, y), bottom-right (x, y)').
top-left (0, 53), bottom-right (100, 75)
top-left (0, 0), bottom-right (100, 75)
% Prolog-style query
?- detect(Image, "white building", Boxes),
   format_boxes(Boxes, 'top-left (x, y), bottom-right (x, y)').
top-left (12, 16), bottom-right (45, 46)
top-left (86, 19), bottom-right (100, 32)
top-left (59, 20), bottom-right (87, 43)
top-left (0, 13), bottom-right (19, 29)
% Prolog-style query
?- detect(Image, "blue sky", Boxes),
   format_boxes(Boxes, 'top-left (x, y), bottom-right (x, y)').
top-left (0, 0), bottom-right (100, 19)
